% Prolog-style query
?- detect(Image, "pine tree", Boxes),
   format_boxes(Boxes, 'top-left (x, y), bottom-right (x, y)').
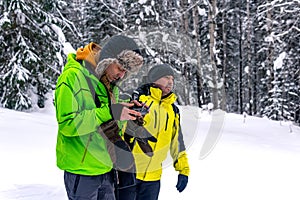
top-left (0, 0), bottom-right (72, 110)
top-left (257, 0), bottom-right (300, 121)
top-left (0, 0), bottom-right (299, 124)
top-left (60, 0), bottom-right (126, 48)
top-left (123, 0), bottom-right (211, 106)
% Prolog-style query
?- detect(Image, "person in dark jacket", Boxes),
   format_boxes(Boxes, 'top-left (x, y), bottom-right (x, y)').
top-left (55, 35), bottom-right (145, 200)
top-left (126, 64), bottom-right (190, 200)
top-left (95, 35), bottom-right (153, 200)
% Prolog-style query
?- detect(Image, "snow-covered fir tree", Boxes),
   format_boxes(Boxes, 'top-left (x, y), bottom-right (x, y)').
top-left (257, 0), bottom-right (300, 120)
top-left (0, 0), bottom-right (74, 110)
top-left (60, 0), bottom-right (126, 48)
top-left (0, 0), bottom-right (299, 124)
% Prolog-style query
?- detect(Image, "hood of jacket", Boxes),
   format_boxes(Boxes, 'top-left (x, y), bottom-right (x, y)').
top-left (76, 42), bottom-right (101, 69)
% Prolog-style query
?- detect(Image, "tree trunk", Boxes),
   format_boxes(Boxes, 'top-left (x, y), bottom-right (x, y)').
top-left (252, 0), bottom-right (258, 115)
top-left (238, 0), bottom-right (243, 114)
top-left (221, 1), bottom-right (227, 111)
top-left (208, 0), bottom-right (219, 109)
top-left (180, 0), bottom-right (190, 105)
top-left (246, 0), bottom-right (253, 115)
top-left (192, 0), bottom-right (204, 107)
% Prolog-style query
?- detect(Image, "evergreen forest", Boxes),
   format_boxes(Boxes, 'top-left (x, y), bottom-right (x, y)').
top-left (0, 0), bottom-right (299, 123)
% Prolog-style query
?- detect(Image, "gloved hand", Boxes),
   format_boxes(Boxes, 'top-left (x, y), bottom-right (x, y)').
top-left (98, 120), bottom-right (135, 172)
top-left (176, 174), bottom-right (188, 192)
top-left (125, 120), bottom-right (157, 157)
top-left (99, 120), bottom-right (122, 143)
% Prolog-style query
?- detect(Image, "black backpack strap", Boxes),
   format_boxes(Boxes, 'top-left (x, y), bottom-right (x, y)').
top-left (131, 83), bottom-right (152, 101)
top-left (77, 60), bottom-right (102, 108)
top-left (172, 103), bottom-right (179, 115)
top-left (83, 74), bottom-right (101, 108)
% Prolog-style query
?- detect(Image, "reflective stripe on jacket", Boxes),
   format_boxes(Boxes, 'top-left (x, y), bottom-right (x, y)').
top-left (55, 53), bottom-right (115, 175)
top-left (132, 84), bottom-right (190, 181)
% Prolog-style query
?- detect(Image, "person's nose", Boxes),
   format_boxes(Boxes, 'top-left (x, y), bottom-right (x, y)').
top-left (118, 71), bottom-right (126, 79)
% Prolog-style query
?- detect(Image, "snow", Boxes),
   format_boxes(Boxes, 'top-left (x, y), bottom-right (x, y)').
top-left (0, 12), bottom-right (11, 26)
top-left (138, 0), bottom-right (148, 4)
top-left (207, 102), bottom-right (214, 110)
top-left (197, 7), bottom-right (206, 16)
top-left (139, 11), bottom-right (144, 20)
top-left (264, 35), bottom-right (274, 43)
top-left (51, 24), bottom-right (66, 45)
top-left (0, 99), bottom-right (300, 200)
top-left (50, 24), bottom-right (76, 55)
top-left (274, 52), bottom-right (286, 70)
top-left (207, 80), bottom-right (223, 89)
top-left (245, 66), bottom-right (249, 74)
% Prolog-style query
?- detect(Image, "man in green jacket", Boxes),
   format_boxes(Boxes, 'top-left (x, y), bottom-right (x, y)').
top-left (55, 35), bottom-right (144, 200)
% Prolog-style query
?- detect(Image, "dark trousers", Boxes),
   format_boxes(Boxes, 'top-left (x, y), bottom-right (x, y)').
top-left (64, 171), bottom-right (115, 200)
top-left (117, 185), bottom-right (136, 200)
top-left (115, 171), bottom-right (136, 200)
top-left (136, 179), bottom-right (160, 200)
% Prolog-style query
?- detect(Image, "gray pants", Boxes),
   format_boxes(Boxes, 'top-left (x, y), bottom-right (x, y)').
top-left (64, 171), bottom-right (115, 200)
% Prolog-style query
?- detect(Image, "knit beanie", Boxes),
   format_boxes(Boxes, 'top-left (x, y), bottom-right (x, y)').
top-left (95, 35), bottom-right (143, 78)
top-left (99, 35), bottom-right (140, 61)
top-left (148, 64), bottom-right (174, 83)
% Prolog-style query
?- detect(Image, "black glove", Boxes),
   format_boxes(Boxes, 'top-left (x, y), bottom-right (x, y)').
top-left (125, 120), bottom-right (157, 157)
top-left (98, 120), bottom-right (135, 172)
top-left (176, 174), bottom-right (188, 192)
top-left (98, 120), bottom-right (122, 143)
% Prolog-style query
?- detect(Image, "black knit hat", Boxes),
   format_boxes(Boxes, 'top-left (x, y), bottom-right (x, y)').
top-left (148, 64), bottom-right (174, 83)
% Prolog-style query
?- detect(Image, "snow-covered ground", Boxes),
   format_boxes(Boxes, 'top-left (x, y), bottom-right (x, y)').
top-left (0, 102), bottom-right (299, 200)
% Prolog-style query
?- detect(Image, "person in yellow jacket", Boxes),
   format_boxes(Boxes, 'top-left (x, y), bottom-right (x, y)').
top-left (127, 64), bottom-right (190, 200)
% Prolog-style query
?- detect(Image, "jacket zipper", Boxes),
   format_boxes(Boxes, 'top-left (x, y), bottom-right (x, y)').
top-left (154, 110), bottom-right (157, 129)
top-left (142, 99), bottom-right (162, 180)
top-left (165, 113), bottom-right (169, 131)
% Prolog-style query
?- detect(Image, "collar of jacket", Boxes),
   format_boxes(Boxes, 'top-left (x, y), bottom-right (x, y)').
top-left (76, 42), bottom-right (101, 69)
top-left (149, 86), bottom-right (177, 104)
top-left (63, 53), bottom-right (99, 83)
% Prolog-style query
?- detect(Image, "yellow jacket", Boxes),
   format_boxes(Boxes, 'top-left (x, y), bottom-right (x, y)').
top-left (132, 84), bottom-right (190, 181)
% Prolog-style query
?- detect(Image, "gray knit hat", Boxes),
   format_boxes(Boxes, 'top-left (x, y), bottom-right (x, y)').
top-left (99, 35), bottom-right (140, 61)
top-left (148, 64), bottom-right (174, 83)
top-left (95, 35), bottom-right (143, 78)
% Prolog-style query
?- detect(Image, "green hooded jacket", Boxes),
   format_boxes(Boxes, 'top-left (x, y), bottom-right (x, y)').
top-left (55, 53), bottom-right (117, 175)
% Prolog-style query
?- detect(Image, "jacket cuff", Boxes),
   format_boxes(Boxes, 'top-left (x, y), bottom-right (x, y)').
top-left (174, 152), bottom-right (190, 176)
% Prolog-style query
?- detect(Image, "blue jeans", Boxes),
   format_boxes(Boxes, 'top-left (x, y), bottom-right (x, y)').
top-left (64, 171), bottom-right (115, 200)
top-left (136, 179), bottom-right (160, 200)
